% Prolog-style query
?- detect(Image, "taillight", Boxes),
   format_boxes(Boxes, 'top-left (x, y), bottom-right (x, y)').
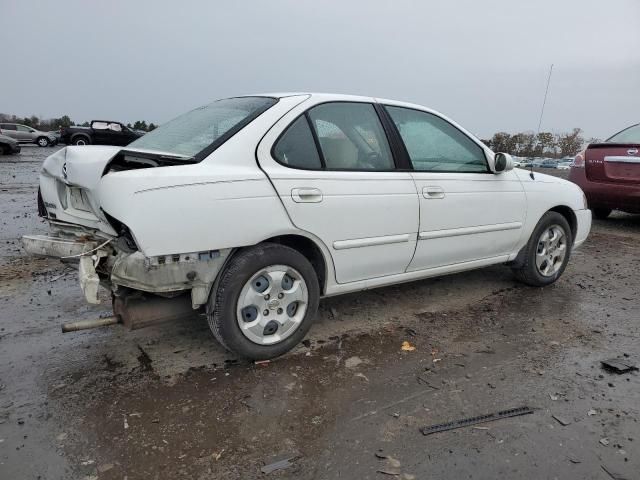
top-left (571, 151), bottom-right (585, 168)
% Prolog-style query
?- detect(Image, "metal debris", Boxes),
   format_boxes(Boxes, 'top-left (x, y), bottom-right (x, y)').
top-left (552, 414), bottom-right (571, 426)
top-left (601, 464), bottom-right (630, 480)
top-left (601, 358), bottom-right (638, 374)
top-left (261, 452), bottom-right (299, 474)
top-left (420, 406), bottom-right (534, 435)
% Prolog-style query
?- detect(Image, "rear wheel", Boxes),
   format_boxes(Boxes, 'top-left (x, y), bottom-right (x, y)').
top-left (72, 136), bottom-right (91, 146)
top-left (591, 207), bottom-right (611, 220)
top-left (36, 137), bottom-right (50, 147)
top-left (512, 212), bottom-right (572, 287)
top-left (207, 243), bottom-right (320, 360)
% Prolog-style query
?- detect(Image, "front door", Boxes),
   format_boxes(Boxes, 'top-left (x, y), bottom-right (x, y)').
top-left (383, 105), bottom-right (526, 271)
top-left (259, 101), bottom-right (419, 284)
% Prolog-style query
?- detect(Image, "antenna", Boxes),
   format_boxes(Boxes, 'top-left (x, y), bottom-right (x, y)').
top-left (531, 63), bottom-right (554, 179)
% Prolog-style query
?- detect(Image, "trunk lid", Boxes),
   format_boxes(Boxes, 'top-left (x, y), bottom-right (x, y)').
top-left (585, 143), bottom-right (640, 184)
top-left (39, 146), bottom-right (194, 234)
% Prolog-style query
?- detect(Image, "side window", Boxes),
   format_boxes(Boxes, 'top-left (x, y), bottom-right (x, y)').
top-left (1, 124), bottom-right (17, 130)
top-left (385, 106), bottom-right (488, 172)
top-left (16, 125), bottom-right (31, 132)
top-left (273, 116), bottom-right (322, 169)
top-left (308, 103), bottom-right (394, 170)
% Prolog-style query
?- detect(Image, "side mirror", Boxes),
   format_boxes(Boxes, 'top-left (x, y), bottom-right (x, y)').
top-left (493, 152), bottom-right (514, 173)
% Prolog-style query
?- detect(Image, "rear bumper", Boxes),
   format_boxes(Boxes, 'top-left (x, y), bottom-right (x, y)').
top-left (21, 231), bottom-right (232, 308)
top-left (569, 167), bottom-right (640, 213)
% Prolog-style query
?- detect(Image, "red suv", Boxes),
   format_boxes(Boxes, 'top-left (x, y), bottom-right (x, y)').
top-left (569, 123), bottom-right (640, 219)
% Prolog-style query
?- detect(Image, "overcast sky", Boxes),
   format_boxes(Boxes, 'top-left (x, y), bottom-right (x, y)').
top-left (2, 0), bottom-right (638, 139)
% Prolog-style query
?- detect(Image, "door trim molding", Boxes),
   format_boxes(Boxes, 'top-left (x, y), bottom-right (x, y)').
top-left (333, 233), bottom-right (411, 250)
top-left (418, 222), bottom-right (522, 240)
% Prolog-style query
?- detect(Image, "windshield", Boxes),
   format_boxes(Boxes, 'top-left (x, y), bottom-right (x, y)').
top-left (128, 96), bottom-right (277, 158)
top-left (606, 123), bottom-right (640, 144)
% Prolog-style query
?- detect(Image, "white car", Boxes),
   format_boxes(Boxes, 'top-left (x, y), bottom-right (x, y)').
top-left (22, 93), bottom-right (591, 359)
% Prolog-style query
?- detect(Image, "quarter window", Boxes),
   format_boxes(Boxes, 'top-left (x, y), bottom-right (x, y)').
top-left (273, 116), bottom-right (322, 169)
top-left (386, 106), bottom-right (487, 172)
top-left (308, 103), bottom-right (394, 170)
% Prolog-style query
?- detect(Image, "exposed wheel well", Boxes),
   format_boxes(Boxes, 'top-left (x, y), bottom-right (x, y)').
top-left (263, 235), bottom-right (327, 294)
top-left (548, 205), bottom-right (577, 240)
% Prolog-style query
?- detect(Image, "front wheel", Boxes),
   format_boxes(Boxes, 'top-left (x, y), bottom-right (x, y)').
top-left (512, 212), bottom-right (573, 287)
top-left (207, 243), bottom-right (320, 360)
top-left (36, 137), bottom-right (50, 147)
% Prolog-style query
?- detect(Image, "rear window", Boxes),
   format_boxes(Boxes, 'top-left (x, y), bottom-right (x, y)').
top-left (128, 96), bottom-right (277, 158)
top-left (606, 124), bottom-right (640, 144)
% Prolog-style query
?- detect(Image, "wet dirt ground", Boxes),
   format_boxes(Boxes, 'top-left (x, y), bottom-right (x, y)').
top-left (1, 146), bottom-right (638, 479)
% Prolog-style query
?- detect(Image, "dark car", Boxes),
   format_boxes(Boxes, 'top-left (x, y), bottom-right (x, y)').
top-left (0, 134), bottom-right (21, 155)
top-left (568, 123), bottom-right (640, 218)
top-left (60, 120), bottom-right (143, 146)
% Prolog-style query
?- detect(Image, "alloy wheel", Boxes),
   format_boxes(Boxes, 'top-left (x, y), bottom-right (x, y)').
top-left (535, 224), bottom-right (567, 276)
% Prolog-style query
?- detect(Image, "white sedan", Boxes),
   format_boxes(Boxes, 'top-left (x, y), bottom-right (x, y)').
top-left (22, 93), bottom-right (591, 359)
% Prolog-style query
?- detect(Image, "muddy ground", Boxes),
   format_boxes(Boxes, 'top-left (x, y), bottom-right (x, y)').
top-left (1, 146), bottom-right (638, 480)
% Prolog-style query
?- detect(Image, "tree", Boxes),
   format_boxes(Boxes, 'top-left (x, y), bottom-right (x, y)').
top-left (148, 123), bottom-right (157, 131)
top-left (133, 120), bottom-right (148, 131)
top-left (556, 128), bottom-right (584, 158)
top-left (536, 132), bottom-right (556, 157)
top-left (490, 132), bottom-right (512, 153)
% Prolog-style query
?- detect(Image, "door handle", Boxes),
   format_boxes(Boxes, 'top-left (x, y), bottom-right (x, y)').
top-left (422, 186), bottom-right (445, 199)
top-left (291, 188), bottom-right (323, 203)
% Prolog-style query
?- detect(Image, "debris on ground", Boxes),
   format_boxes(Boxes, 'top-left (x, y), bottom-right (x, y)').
top-left (601, 464), bottom-right (630, 480)
top-left (600, 438), bottom-right (610, 446)
top-left (401, 341), bottom-right (416, 352)
top-left (552, 414), bottom-right (571, 426)
top-left (588, 409), bottom-right (598, 416)
top-left (420, 407), bottom-right (534, 435)
top-left (254, 360), bottom-right (270, 366)
top-left (345, 356), bottom-right (363, 368)
top-left (601, 358), bottom-right (638, 374)
top-left (375, 451), bottom-right (402, 476)
top-left (261, 452), bottom-right (300, 474)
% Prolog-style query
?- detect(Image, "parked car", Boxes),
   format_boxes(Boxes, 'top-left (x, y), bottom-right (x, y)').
top-left (539, 159), bottom-right (558, 168)
top-left (0, 133), bottom-right (21, 155)
top-left (0, 123), bottom-right (57, 147)
top-left (47, 130), bottom-right (61, 145)
top-left (60, 120), bottom-right (143, 146)
top-left (569, 122), bottom-right (640, 218)
top-left (557, 161), bottom-right (572, 170)
top-left (22, 93), bottom-right (591, 359)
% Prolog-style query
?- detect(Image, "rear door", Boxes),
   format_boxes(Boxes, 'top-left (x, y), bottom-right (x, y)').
top-left (258, 100), bottom-right (419, 284)
top-left (0, 124), bottom-right (18, 140)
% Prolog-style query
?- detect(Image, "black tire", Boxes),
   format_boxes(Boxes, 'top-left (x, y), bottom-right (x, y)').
top-left (591, 207), bottom-right (611, 220)
top-left (207, 243), bottom-right (320, 360)
top-left (72, 135), bottom-right (91, 146)
top-left (36, 136), bottom-right (50, 147)
top-left (511, 211), bottom-right (573, 287)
